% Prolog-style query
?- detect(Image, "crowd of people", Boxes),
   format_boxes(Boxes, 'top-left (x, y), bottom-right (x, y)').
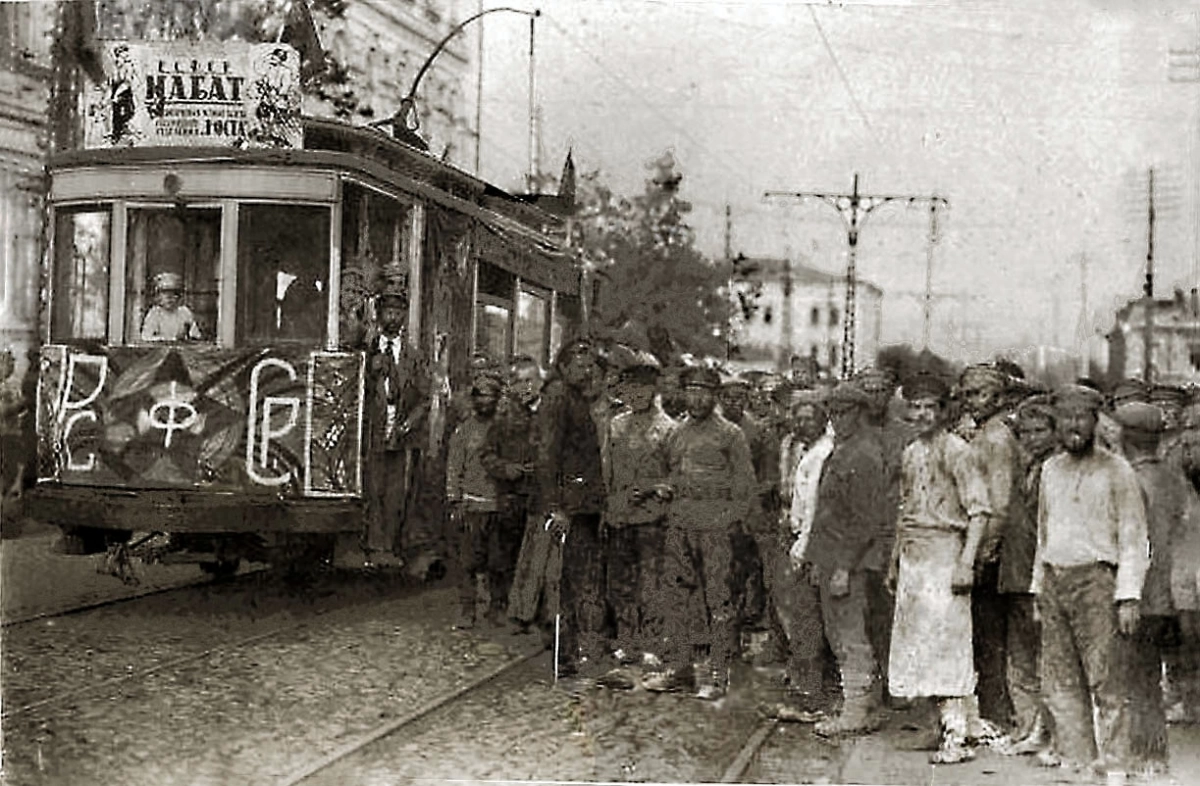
top-left (442, 337), bottom-right (1200, 781)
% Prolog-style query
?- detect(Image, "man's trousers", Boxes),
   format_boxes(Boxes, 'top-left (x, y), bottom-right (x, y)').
top-left (1039, 563), bottom-right (1130, 769)
top-left (606, 523), bottom-right (666, 658)
top-left (818, 568), bottom-right (881, 711)
top-left (660, 527), bottom-right (735, 672)
top-left (558, 513), bottom-right (608, 676)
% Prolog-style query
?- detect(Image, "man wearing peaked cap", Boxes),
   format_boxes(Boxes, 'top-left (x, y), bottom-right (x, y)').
top-left (1032, 382), bottom-right (1150, 774)
top-left (1149, 385), bottom-right (1187, 470)
top-left (1112, 401), bottom-right (1164, 434)
top-left (657, 354), bottom-right (756, 699)
top-left (802, 377), bottom-right (891, 735)
top-left (1111, 378), bottom-right (1149, 406)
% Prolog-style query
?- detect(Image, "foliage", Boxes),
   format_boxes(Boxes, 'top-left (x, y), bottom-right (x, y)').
top-left (567, 152), bottom-right (735, 363)
top-left (876, 343), bottom-right (958, 387)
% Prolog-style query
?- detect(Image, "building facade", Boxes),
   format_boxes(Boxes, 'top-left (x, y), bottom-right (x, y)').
top-left (730, 256), bottom-right (883, 376)
top-left (0, 3), bottom-right (54, 374)
top-left (1106, 289), bottom-right (1200, 386)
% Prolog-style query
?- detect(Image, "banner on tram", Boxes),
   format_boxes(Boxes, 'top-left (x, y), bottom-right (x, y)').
top-left (82, 41), bottom-right (303, 150)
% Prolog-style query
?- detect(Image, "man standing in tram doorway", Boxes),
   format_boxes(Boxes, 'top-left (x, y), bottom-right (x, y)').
top-left (362, 269), bottom-right (434, 575)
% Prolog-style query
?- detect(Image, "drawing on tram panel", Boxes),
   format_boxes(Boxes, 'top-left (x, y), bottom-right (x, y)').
top-left (246, 356), bottom-right (302, 487)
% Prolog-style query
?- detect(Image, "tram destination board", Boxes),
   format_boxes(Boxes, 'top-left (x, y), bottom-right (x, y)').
top-left (82, 41), bottom-right (303, 150)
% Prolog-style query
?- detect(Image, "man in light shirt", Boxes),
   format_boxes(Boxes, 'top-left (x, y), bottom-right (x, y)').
top-left (1032, 384), bottom-right (1150, 777)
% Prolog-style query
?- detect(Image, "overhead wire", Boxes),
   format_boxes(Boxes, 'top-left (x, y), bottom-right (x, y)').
top-left (805, 5), bottom-right (881, 146)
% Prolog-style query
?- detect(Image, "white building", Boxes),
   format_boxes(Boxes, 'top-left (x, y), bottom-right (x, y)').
top-left (731, 256), bottom-right (883, 376)
top-left (1106, 289), bottom-right (1200, 386)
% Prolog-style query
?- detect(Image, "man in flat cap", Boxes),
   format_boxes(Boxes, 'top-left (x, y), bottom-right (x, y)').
top-left (599, 354), bottom-right (676, 689)
top-left (805, 382), bottom-right (890, 735)
top-left (887, 372), bottom-right (992, 763)
top-left (1032, 385), bottom-right (1149, 777)
top-left (1001, 394), bottom-right (1059, 755)
top-left (1150, 384), bottom-right (1187, 471)
top-left (957, 364), bottom-right (1019, 733)
top-left (1097, 378), bottom-right (1149, 456)
top-left (655, 365), bottom-right (756, 699)
top-left (1112, 401), bottom-right (1188, 778)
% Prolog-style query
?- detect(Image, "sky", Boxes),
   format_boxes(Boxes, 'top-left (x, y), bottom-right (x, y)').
top-left (473, 0), bottom-right (1200, 365)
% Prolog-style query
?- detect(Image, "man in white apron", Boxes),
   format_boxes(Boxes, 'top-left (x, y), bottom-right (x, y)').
top-left (888, 372), bottom-right (993, 764)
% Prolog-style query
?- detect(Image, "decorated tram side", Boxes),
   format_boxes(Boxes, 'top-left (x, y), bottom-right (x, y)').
top-left (26, 40), bottom-right (585, 576)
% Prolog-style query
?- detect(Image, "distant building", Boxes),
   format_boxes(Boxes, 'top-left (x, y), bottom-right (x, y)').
top-left (0, 3), bottom-right (54, 371)
top-left (1105, 288), bottom-right (1200, 386)
top-left (730, 256), bottom-right (883, 375)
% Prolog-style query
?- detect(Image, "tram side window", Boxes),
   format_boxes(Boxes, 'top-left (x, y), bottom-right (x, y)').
top-left (237, 204), bottom-right (331, 345)
top-left (340, 184), bottom-right (415, 285)
top-left (51, 207), bottom-right (110, 342)
top-left (515, 288), bottom-right (548, 367)
top-left (125, 207), bottom-right (220, 343)
top-left (474, 261), bottom-right (514, 363)
top-left (552, 294), bottom-right (580, 360)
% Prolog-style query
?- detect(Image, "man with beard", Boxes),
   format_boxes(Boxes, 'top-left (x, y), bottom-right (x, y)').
top-left (655, 365), bottom-right (756, 699)
top-left (539, 339), bottom-right (609, 689)
top-left (601, 354), bottom-right (676, 689)
top-left (1032, 385), bottom-right (1149, 777)
top-left (446, 374), bottom-right (504, 629)
top-left (805, 383), bottom-right (890, 735)
top-left (888, 372), bottom-right (992, 764)
top-left (1112, 401), bottom-right (1189, 779)
top-left (1001, 394), bottom-right (1059, 756)
top-left (957, 364), bottom-right (1019, 733)
top-left (481, 355), bottom-right (545, 630)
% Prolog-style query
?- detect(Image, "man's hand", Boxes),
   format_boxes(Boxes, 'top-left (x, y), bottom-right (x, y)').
top-left (448, 502), bottom-right (465, 530)
top-left (950, 558), bottom-right (975, 595)
top-left (976, 534), bottom-right (1001, 566)
top-left (829, 568), bottom-right (850, 598)
top-left (1032, 597), bottom-right (1041, 624)
top-left (651, 483), bottom-right (675, 502)
top-left (1117, 600), bottom-right (1141, 636)
top-left (545, 510), bottom-right (569, 540)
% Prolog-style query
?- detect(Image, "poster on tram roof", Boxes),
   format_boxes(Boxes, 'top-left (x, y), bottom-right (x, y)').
top-left (82, 41), bottom-right (303, 150)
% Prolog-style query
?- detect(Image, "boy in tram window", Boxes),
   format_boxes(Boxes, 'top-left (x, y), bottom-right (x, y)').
top-left (141, 272), bottom-right (201, 342)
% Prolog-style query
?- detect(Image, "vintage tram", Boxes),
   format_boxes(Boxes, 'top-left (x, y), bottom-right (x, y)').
top-left (26, 48), bottom-right (585, 575)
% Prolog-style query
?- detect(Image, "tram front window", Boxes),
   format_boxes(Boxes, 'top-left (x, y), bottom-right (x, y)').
top-left (237, 204), bottom-right (331, 345)
top-left (125, 207), bottom-right (220, 343)
top-left (51, 206), bottom-right (111, 343)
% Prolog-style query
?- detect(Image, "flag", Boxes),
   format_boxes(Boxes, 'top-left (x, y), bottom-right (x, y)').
top-left (557, 148), bottom-right (576, 211)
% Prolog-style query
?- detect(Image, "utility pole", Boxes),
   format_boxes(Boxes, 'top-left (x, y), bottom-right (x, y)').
top-left (766, 174), bottom-right (948, 378)
top-left (1169, 21), bottom-right (1200, 292)
top-left (1078, 253), bottom-right (1089, 378)
top-left (921, 196), bottom-right (945, 350)
top-left (782, 252), bottom-right (794, 371)
top-left (724, 203), bottom-right (733, 362)
top-left (1144, 168), bottom-right (1156, 383)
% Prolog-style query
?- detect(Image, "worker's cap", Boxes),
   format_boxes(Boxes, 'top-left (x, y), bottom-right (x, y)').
top-left (1052, 384), bottom-right (1105, 413)
top-left (756, 372), bottom-right (784, 391)
top-left (826, 382), bottom-right (873, 409)
top-left (618, 351), bottom-right (662, 383)
top-left (152, 272), bottom-right (183, 292)
top-left (680, 366), bottom-right (721, 390)
top-left (719, 370), bottom-right (751, 389)
top-left (1014, 393), bottom-right (1057, 426)
top-left (470, 373), bottom-right (504, 396)
top-left (959, 364), bottom-right (1009, 392)
top-left (1149, 384), bottom-right (1187, 406)
top-left (1111, 378), bottom-right (1149, 405)
top-left (901, 372), bottom-right (950, 402)
top-left (1112, 402), bottom-right (1165, 434)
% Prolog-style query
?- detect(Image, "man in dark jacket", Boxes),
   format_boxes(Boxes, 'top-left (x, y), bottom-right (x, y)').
top-left (806, 383), bottom-right (890, 735)
top-left (539, 339), bottom-right (609, 688)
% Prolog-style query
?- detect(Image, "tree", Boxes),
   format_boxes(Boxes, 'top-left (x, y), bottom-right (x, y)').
top-left (571, 152), bottom-right (733, 363)
top-left (876, 343), bottom-right (958, 387)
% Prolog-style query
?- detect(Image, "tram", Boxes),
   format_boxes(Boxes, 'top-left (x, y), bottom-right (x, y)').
top-left (25, 40), bottom-right (585, 575)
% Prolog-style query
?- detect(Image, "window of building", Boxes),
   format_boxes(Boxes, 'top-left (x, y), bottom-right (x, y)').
top-left (125, 206), bottom-right (221, 344)
top-left (830, 307), bottom-right (840, 327)
top-left (515, 287), bottom-right (549, 367)
top-left (238, 204), bottom-right (331, 345)
top-left (51, 206), bottom-right (111, 342)
top-left (828, 343), bottom-right (839, 370)
top-left (475, 261), bottom-right (515, 362)
top-left (552, 294), bottom-right (580, 361)
top-left (810, 306), bottom-right (820, 326)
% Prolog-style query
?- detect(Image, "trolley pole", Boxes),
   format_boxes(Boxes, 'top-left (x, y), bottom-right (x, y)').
top-left (766, 174), bottom-right (947, 378)
top-left (1144, 167), bottom-right (1157, 383)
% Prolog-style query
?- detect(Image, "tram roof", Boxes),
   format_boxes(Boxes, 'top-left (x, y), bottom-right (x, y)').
top-left (48, 115), bottom-right (568, 236)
